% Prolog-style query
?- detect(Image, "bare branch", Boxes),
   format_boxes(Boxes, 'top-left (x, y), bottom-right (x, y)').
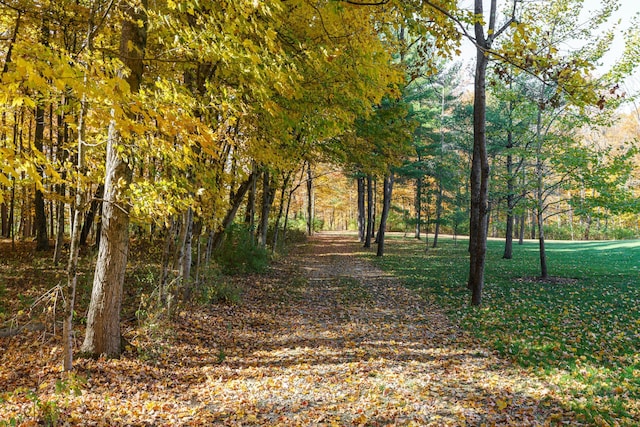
top-left (340, 0), bottom-right (390, 5)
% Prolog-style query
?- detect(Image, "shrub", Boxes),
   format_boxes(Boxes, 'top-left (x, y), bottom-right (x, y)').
top-left (214, 224), bottom-right (270, 274)
top-left (199, 280), bottom-right (242, 305)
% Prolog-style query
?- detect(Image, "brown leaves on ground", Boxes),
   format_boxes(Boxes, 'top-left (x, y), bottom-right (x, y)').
top-left (1, 234), bottom-right (573, 425)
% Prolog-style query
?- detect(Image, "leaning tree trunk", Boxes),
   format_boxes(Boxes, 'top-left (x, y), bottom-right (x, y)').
top-left (210, 171), bottom-right (257, 251)
top-left (376, 173), bottom-right (394, 257)
top-left (81, 0), bottom-right (147, 358)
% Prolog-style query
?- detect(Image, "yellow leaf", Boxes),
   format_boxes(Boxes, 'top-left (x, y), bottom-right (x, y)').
top-left (496, 399), bottom-right (508, 410)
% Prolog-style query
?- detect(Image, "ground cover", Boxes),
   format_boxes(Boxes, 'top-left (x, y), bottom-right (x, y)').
top-left (1, 234), bottom-right (574, 425)
top-left (374, 235), bottom-right (640, 426)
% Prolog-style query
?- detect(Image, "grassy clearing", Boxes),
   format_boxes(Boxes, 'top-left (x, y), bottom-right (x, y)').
top-left (374, 235), bottom-right (640, 426)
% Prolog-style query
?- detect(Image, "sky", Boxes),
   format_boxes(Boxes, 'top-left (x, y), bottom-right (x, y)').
top-left (455, 0), bottom-right (640, 95)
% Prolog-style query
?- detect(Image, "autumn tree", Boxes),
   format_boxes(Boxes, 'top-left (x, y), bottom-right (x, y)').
top-left (81, 0), bottom-right (149, 357)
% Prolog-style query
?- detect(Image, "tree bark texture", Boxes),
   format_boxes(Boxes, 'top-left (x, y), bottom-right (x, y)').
top-left (364, 175), bottom-right (373, 248)
top-left (357, 176), bottom-right (365, 243)
top-left (81, 0), bottom-right (147, 358)
top-left (467, 0), bottom-right (493, 306)
top-left (259, 170), bottom-right (276, 248)
top-left (306, 163), bottom-right (313, 236)
top-left (376, 173), bottom-right (394, 257)
top-left (211, 171), bottom-right (257, 251)
top-left (414, 174), bottom-right (422, 239)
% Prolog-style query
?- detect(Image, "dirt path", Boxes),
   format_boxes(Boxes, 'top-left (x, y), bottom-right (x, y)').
top-left (184, 233), bottom-right (566, 425)
top-left (0, 233), bottom-right (569, 425)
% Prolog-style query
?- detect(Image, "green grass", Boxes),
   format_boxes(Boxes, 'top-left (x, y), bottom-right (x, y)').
top-left (374, 236), bottom-right (640, 426)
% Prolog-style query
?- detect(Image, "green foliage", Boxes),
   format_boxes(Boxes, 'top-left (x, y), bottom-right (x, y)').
top-left (199, 280), bottom-right (242, 306)
top-left (375, 236), bottom-right (640, 425)
top-left (214, 225), bottom-right (270, 274)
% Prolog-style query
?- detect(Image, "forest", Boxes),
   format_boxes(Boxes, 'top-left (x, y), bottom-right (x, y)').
top-left (1, 0), bottom-right (640, 425)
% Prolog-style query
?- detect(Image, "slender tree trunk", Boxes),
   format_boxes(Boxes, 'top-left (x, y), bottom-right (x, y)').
top-left (244, 162), bottom-right (257, 243)
top-left (357, 176), bottom-right (365, 242)
top-left (80, 184), bottom-right (104, 246)
top-left (503, 126), bottom-right (515, 258)
top-left (211, 171), bottom-right (257, 250)
top-left (259, 170), bottom-right (276, 248)
top-left (371, 179), bottom-right (377, 240)
top-left (9, 179), bottom-right (15, 247)
top-left (81, 0), bottom-right (147, 358)
top-left (432, 181), bottom-right (443, 248)
top-left (414, 175), bottom-right (422, 239)
top-left (180, 208), bottom-right (193, 300)
top-left (53, 102), bottom-right (68, 266)
top-left (535, 103), bottom-right (548, 279)
top-left (33, 17), bottom-right (49, 251)
top-left (272, 172), bottom-right (290, 252)
top-left (364, 175), bottom-right (373, 248)
top-left (63, 82), bottom-right (87, 371)
top-left (1, 201), bottom-right (7, 238)
top-left (467, 2), bottom-right (492, 306)
top-left (376, 173), bottom-right (394, 257)
top-left (172, 214), bottom-right (187, 270)
top-left (306, 163), bottom-right (313, 236)
top-left (53, 190), bottom-right (65, 266)
top-left (159, 218), bottom-right (176, 304)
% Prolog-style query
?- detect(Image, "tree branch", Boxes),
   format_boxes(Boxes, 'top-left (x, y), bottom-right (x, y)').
top-left (340, 0), bottom-right (390, 5)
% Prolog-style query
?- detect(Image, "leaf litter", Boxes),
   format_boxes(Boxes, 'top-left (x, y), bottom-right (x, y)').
top-left (0, 233), bottom-right (575, 425)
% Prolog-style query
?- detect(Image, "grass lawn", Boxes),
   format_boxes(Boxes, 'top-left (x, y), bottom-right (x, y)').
top-left (374, 235), bottom-right (640, 426)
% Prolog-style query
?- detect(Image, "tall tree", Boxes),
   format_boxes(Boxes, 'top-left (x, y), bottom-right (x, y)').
top-left (467, 0), bottom-right (517, 306)
top-left (81, 0), bottom-right (148, 357)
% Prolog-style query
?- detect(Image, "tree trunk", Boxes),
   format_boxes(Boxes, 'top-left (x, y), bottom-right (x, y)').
top-left (1, 201), bottom-right (7, 238)
top-left (414, 174), bottom-right (422, 239)
top-left (503, 125), bottom-right (515, 259)
top-left (211, 171), bottom-right (257, 251)
top-left (53, 193), bottom-right (65, 266)
top-left (80, 184), bottom-right (104, 246)
top-left (33, 18), bottom-right (49, 251)
top-left (259, 170), bottom-right (276, 248)
top-left (272, 172), bottom-right (290, 252)
top-left (364, 175), bottom-right (373, 248)
top-left (180, 208), bottom-right (194, 300)
top-left (357, 176), bottom-right (365, 242)
top-left (81, 0), bottom-right (147, 358)
top-left (432, 181), bottom-right (443, 248)
top-left (159, 218), bottom-right (177, 304)
top-left (467, 1), bottom-right (492, 306)
top-left (63, 82), bottom-right (87, 371)
top-left (535, 102), bottom-right (548, 279)
top-left (306, 163), bottom-right (313, 236)
top-left (376, 173), bottom-right (394, 257)
top-left (244, 162), bottom-right (257, 243)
